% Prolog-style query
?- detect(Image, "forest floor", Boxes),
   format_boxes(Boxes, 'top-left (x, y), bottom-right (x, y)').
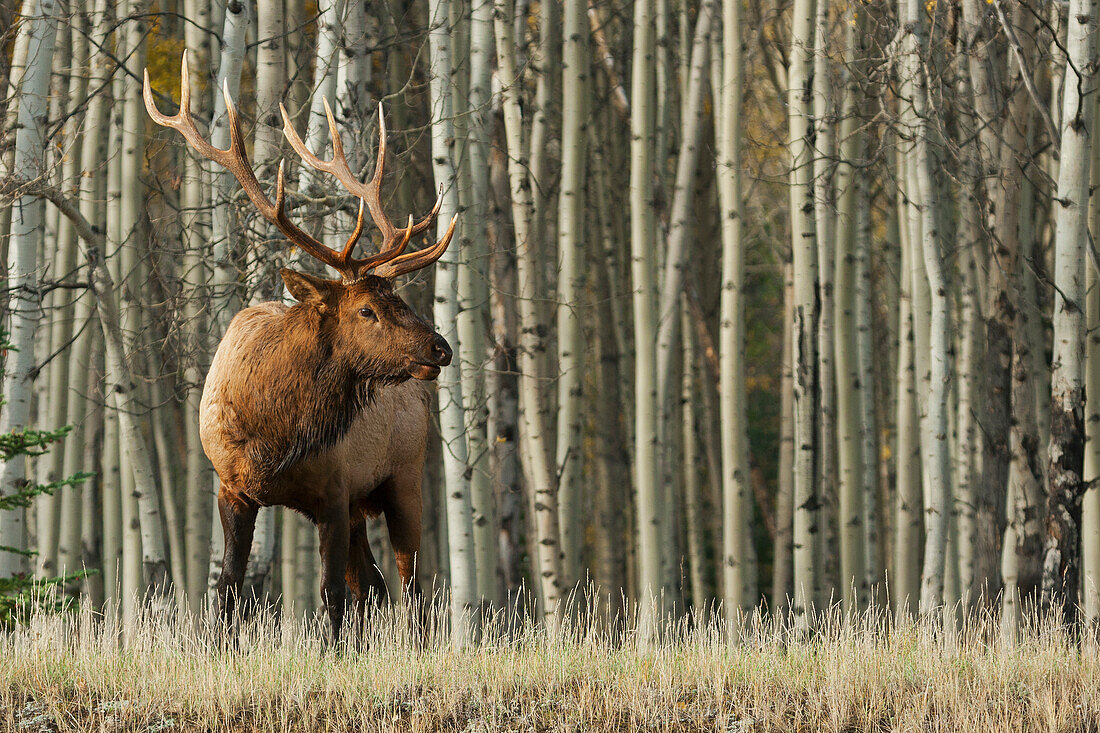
top-left (1, 599), bottom-right (1098, 732)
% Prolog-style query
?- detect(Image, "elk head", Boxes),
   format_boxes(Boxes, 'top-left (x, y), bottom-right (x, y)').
top-left (144, 53), bottom-right (457, 382)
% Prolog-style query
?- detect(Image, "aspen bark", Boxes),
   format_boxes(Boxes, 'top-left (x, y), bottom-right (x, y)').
top-left (812, 0), bottom-right (839, 607)
top-left (428, 0), bottom-right (477, 644)
top-left (556, 0), bottom-right (587, 588)
top-left (897, 0), bottom-right (951, 615)
top-left (714, 0), bottom-right (751, 614)
top-left (630, 0), bottom-right (663, 635)
top-left (1082, 106), bottom-right (1100, 624)
top-left (493, 0), bottom-right (563, 628)
top-left (893, 151), bottom-right (922, 614)
top-left (0, 0), bottom-right (58, 580)
top-left (463, 0), bottom-right (497, 604)
top-left (834, 7), bottom-right (863, 609)
top-left (1042, 0), bottom-right (1097, 626)
top-left (789, 0), bottom-right (818, 631)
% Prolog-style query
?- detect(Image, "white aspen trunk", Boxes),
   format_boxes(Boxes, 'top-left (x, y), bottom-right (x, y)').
top-left (898, 0), bottom-right (951, 615)
top-left (834, 8), bottom-right (863, 609)
top-left (0, 0), bottom-right (58, 580)
top-left (0, 0), bottom-right (36, 257)
top-left (654, 0), bottom-right (715, 448)
top-left (893, 150), bottom-right (922, 614)
top-left (104, 61), bottom-right (142, 616)
top-left (116, 0), bottom-right (171, 602)
top-left (292, 0), bottom-right (339, 237)
top-left (555, 0), bottom-right (587, 589)
top-left (527, 0), bottom-right (558, 254)
top-left (39, 13), bottom-right (87, 581)
top-left (463, 0), bottom-right (498, 604)
top-left (101, 358), bottom-right (121, 607)
top-left (209, 0), bottom-right (249, 337)
top-left (812, 0), bottom-right (839, 608)
top-left (630, 0), bottom-right (663, 637)
top-left (954, 214), bottom-right (980, 603)
top-left (429, 0), bottom-right (477, 644)
top-left (854, 152), bottom-right (880, 602)
top-left (1042, 0), bottom-right (1097, 625)
top-left (772, 262), bottom-right (795, 610)
top-left (715, 0), bottom-right (751, 615)
top-left (681, 306), bottom-right (709, 608)
top-left (591, 141), bottom-right (629, 603)
top-left (789, 0), bottom-right (818, 632)
top-left (1081, 106), bottom-right (1100, 624)
top-left (181, 0), bottom-right (214, 617)
top-left (493, 0), bottom-right (564, 628)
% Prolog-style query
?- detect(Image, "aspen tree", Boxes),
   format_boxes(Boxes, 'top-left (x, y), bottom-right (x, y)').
top-left (556, 0), bottom-right (588, 588)
top-left (1082, 103), bottom-right (1100, 623)
top-left (789, 0), bottom-right (818, 632)
top-left (464, 0), bottom-right (497, 603)
top-left (428, 0), bottom-right (477, 644)
top-left (493, 0), bottom-right (564, 628)
top-left (0, 0), bottom-right (59, 580)
top-left (630, 0), bottom-right (663, 638)
top-left (1042, 0), bottom-right (1097, 626)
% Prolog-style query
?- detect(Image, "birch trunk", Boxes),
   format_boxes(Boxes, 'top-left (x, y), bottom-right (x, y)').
top-left (1041, 0), bottom-right (1097, 626)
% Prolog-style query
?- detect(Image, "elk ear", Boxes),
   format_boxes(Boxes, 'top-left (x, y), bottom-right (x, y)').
top-left (281, 268), bottom-right (338, 312)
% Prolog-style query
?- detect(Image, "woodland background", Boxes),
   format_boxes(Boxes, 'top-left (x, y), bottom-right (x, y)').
top-left (0, 0), bottom-right (1098, 639)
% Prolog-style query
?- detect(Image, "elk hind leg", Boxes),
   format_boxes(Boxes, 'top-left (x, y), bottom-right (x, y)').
top-left (317, 505), bottom-right (351, 647)
top-left (215, 490), bottom-right (258, 638)
top-left (346, 520), bottom-right (389, 640)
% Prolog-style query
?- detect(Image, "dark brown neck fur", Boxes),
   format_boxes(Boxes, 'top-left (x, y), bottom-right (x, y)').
top-left (237, 304), bottom-right (408, 479)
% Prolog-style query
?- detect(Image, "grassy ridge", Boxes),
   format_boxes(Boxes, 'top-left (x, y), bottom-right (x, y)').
top-left (2, 602), bottom-right (1098, 731)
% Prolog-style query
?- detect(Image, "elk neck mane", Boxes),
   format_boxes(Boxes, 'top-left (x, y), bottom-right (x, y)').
top-left (228, 302), bottom-right (408, 479)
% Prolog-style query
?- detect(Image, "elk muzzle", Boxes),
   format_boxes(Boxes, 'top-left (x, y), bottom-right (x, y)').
top-left (406, 334), bottom-right (452, 380)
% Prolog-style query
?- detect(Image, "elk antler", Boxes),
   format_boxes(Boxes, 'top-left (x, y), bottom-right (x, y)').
top-left (143, 53), bottom-right (455, 280)
top-left (280, 100), bottom-right (457, 278)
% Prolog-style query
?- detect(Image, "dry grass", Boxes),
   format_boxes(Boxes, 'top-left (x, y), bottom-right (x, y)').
top-left (2, 597), bottom-right (1099, 732)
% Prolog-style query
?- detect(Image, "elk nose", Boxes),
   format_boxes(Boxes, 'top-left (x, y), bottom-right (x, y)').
top-left (432, 334), bottom-right (453, 366)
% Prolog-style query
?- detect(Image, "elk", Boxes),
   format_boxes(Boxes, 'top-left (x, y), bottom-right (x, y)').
top-left (143, 54), bottom-right (457, 643)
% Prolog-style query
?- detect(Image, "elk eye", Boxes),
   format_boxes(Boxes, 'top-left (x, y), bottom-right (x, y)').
top-left (358, 307), bottom-right (376, 321)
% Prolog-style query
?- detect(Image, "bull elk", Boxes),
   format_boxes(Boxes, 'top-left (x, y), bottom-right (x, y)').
top-left (143, 54), bottom-right (457, 643)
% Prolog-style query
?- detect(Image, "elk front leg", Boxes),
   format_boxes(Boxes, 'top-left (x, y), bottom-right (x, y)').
top-left (215, 491), bottom-right (257, 636)
top-left (317, 505), bottom-right (351, 646)
top-left (383, 483), bottom-right (424, 637)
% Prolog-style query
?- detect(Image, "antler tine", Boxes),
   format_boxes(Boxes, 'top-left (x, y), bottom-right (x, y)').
top-left (372, 213), bottom-right (459, 279)
top-left (338, 198), bottom-right (368, 262)
top-left (146, 53), bottom-right (357, 277)
top-left (358, 214), bottom-right (414, 272)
